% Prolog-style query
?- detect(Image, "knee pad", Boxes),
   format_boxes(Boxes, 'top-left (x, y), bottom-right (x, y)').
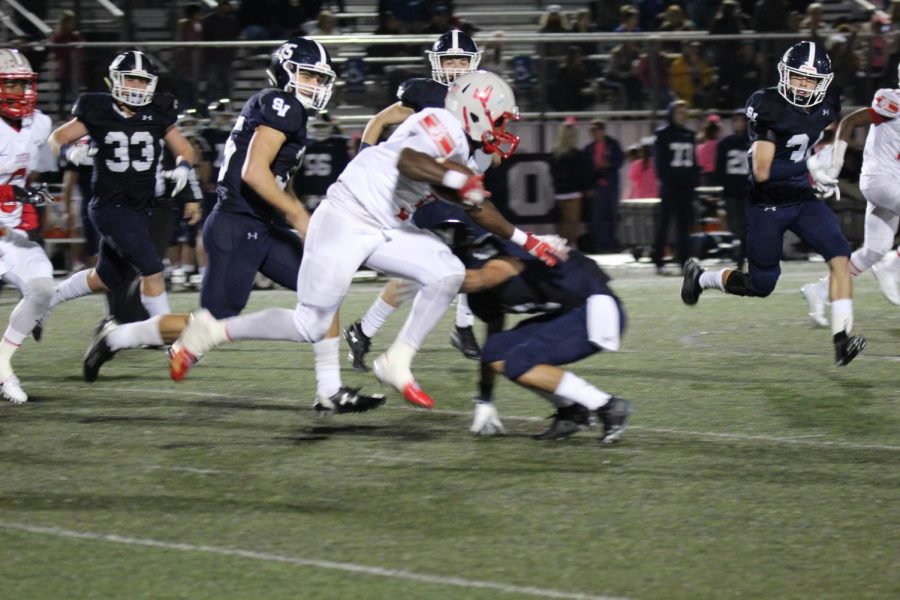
top-left (25, 278), bottom-right (55, 309)
top-left (292, 303), bottom-right (335, 343)
top-left (725, 269), bottom-right (773, 297)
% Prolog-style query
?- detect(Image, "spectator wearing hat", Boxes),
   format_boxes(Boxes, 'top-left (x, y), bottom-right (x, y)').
top-left (614, 5), bottom-right (641, 32)
top-left (583, 119), bottom-right (625, 252)
top-left (670, 41), bottom-right (714, 108)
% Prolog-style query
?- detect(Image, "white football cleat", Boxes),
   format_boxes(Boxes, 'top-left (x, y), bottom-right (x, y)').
top-left (471, 400), bottom-right (505, 436)
top-left (1, 375), bottom-right (27, 404)
top-left (800, 280), bottom-right (829, 328)
top-left (169, 309), bottom-right (227, 381)
top-left (872, 253), bottom-right (900, 306)
top-left (372, 353), bottom-right (434, 409)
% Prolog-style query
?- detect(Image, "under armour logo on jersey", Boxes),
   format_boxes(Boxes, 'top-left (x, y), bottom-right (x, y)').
top-left (822, 108), bottom-right (830, 116)
top-left (247, 232), bottom-right (258, 240)
top-left (764, 207), bottom-right (777, 212)
top-left (142, 115), bottom-right (152, 121)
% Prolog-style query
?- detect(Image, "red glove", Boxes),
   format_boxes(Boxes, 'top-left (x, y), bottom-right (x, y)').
top-left (459, 174), bottom-right (489, 208)
top-left (522, 233), bottom-right (560, 267)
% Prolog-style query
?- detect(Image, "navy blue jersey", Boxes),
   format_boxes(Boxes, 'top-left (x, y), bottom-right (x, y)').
top-left (654, 124), bottom-right (698, 189)
top-left (199, 126), bottom-right (230, 185)
top-left (397, 77), bottom-right (447, 112)
top-left (714, 132), bottom-right (751, 198)
top-left (293, 135), bottom-right (350, 197)
top-left (216, 89), bottom-right (308, 225)
top-left (73, 92), bottom-right (178, 209)
top-left (745, 86), bottom-right (840, 205)
top-left (467, 242), bottom-right (615, 323)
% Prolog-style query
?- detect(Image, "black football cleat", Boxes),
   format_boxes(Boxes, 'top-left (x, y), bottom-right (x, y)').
top-left (532, 403), bottom-right (592, 440)
top-left (313, 386), bottom-right (386, 415)
top-left (83, 318), bottom-right (118, 383)
top-left (834, 331), bottom-right (866, 367)
top-left (681, 258), bottom-right (704, 305)
top-left (450, 325), bottom-right (481, 360)
top-left (597, 396), bottom-right (633, 445)
top-left (31, 321), bottom-right (43, 342)
top-left (343, 320), bottom-right (372, 372)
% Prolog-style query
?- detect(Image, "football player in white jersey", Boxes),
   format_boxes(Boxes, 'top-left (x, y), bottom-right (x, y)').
top-left (169, 71), bottom-right (566, 409)
top-left (804, 67), bottom-right (900, 321)
top-left (0, 49), bottom-right (56, 403)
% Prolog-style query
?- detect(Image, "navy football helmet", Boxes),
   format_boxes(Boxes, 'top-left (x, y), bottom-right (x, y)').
top-left (109, 50), bottom-right (158, 107)
top-left (267, 37), bottom-right (336, 111)
top-left (777, 41), bottom-right (833, 108)
top-left (427, 30), bottom-right (481, 85)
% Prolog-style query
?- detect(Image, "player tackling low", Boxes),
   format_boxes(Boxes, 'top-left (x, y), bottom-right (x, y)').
top-left (168, 70), bottom-right (567, 408)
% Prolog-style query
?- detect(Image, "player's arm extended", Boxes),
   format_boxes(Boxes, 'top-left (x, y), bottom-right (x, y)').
top-left (461, 257), bottom-right (524, 293)
top-left (750, 140), bottom-right (775, 183)
top-left (48, 118), bottom-right (89, 156)
top-left (164, 126), bottom-right (197, 166)
top-left (242, 124), bottom-right (310, 236)
top-left (835, 107), bottom-right (875, 143)
top-left (361, 102), bottom-right (414, 147)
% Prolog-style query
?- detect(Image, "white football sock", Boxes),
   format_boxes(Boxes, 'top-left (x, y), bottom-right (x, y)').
top-left (831, 298), bottom-right (854, 336)
top-left (107, 316), bottom-right (164, 351)
top-left (454, 294), bottom-right (475, 328)
top-left (0, 337), bottom-right (18, 380)
top-left (313, 336), bottom-right (342, 398)
top-left (360, 296), bottom-right (396, 339)
top-left (385, 338), bottom-right (416, 371)
top-left (554, 371), bottom-right (611, 410)
top-left (698, 269), bottom-right (726, 292)
top-left (50, 269), bottom-right (92, 309)
top-left (141, 291), bottom-right (170, 317)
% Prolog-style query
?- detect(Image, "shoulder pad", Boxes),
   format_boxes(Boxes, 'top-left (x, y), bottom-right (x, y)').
top-left (745, 89), bottom-right (780, 127)
top-left (257, 89), bottom-right (307, 134)
top-left (71, 93), bottom-right (106, 119)
top-left (871, 88), bottom-right (900, 119)
top-left (152, 92), bottom-right (177, 112)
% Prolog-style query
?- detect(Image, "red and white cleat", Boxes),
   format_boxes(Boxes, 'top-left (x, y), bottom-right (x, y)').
top-left (372, 354), bottom-right (434, 409)
top-left (167, 309), bottom-right (228, 381)
top-left (168, 343), bottom-right (199, 382)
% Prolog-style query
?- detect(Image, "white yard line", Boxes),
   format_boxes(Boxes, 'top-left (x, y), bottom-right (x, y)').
top-left (29, 384), bottom-right (900, 452)
top-left (0, 522), bottom-right (624, 600)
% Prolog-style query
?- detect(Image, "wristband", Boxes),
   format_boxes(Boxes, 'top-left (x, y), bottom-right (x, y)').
top-left (510, 228), bottom-right (528, 246)
top-left (175, 159), bottom-right (192, 169)
top-left (359, 141), bottom-right (372, 151)
top-left (441, 169), bottom-right (468, 190)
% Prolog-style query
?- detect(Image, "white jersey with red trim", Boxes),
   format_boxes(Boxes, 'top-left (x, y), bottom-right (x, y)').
top-left (862, 88), bottom-right (900, 179)
top-left (335, 107), bottom-right (470, 228)
top-left (0, 109), bottom-right (52, 229)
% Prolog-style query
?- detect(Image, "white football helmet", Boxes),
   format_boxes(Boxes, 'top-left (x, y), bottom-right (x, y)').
top-left (444, 70), bottom-right (520, 159)
top-left (0, 48), bottom-right (37, 119)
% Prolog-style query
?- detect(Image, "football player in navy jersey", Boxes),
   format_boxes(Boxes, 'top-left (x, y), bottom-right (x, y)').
top-left (681, 41), bottom-right (866, 366)
top-left (292, 112), bottom-right (349, 210)
top-left (41, 50), bottom-right (198, 342)
top-left (343, 30), bottom-right (492, 367)
top-left (452, 225), bottom-right (632, 443)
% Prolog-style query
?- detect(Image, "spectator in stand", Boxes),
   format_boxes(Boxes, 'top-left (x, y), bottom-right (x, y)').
top-left (714, 110), bottom-right (750, 269)
top-left (572, 9), bottom-right (598, 56)
top-left (306, 10), bottom-right (341, 36)
top-left (638, 44), bottom-right (671, 109)
top-left (801, 3), bottom-right (829, 35)
top-left (637, 0), bottom-right (666, 32)
top-left (550, 118), bottom-right (591, 248)
top-left (379, 0), bottom-right (429, 33)
top-left (787, 11), bottom-right (803, 33)
top-left (828, 34), bottom-right (860, 101)
top-left (718, 41), bottom-right (762, 109)
top-left (539, 5), bottom-right (569, 33)
top-left (203, 0), bottom-right (239, 105)
top-left (626, 137), bottom-right (658, 199)
top-left (606, 41), bottom-right (643, 109)
top-left (752, 0), bottom-right (790, 32)
top-left (659, 5), bottom-right (694, 52)
top-left (669, 41), bottom-right (714, 108)
top-left (589, 0), bottom-right (629, 31)
top-left (710, 0), bottom-right (748, 74)
top-left (652, 100), bottom-right (697, 273)
top-left (48, 10), bottom-right (84, 119)
top-left (367, 11), bottom-right (408, 75)
top-left (695, 114), bottom-right (720, 186)
top-left (689, 0), bottom-right (719, 30)
top-left (479, 31), bottom-right (505, 73)
top-left (857, 9), bottom-right (889, 87)
top-left (614, 5), bottom-right (641, 33)
top-left (175, 4), bottom-right (204, 111)
top-left (583, 119), bottom-right (625, 253)
top-left (422, 4), bottom-right (454, 34)
top-left (550, 46), bottom-right (596, 111)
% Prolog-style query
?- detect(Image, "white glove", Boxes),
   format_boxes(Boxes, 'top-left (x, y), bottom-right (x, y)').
top-left (806, 139), bottom-right (847, 187)
top-left (471, 400), bottom-right (505, 436)
top-left (65, 143), bottom-right (97, 166)
top-left (163, 158), bottom-right (192, 197)
top-left (815, 180), bottom-right (840, 201)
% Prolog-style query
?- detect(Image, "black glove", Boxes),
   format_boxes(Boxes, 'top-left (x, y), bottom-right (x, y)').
top-left (13, 183), bottom-right (54, 207)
